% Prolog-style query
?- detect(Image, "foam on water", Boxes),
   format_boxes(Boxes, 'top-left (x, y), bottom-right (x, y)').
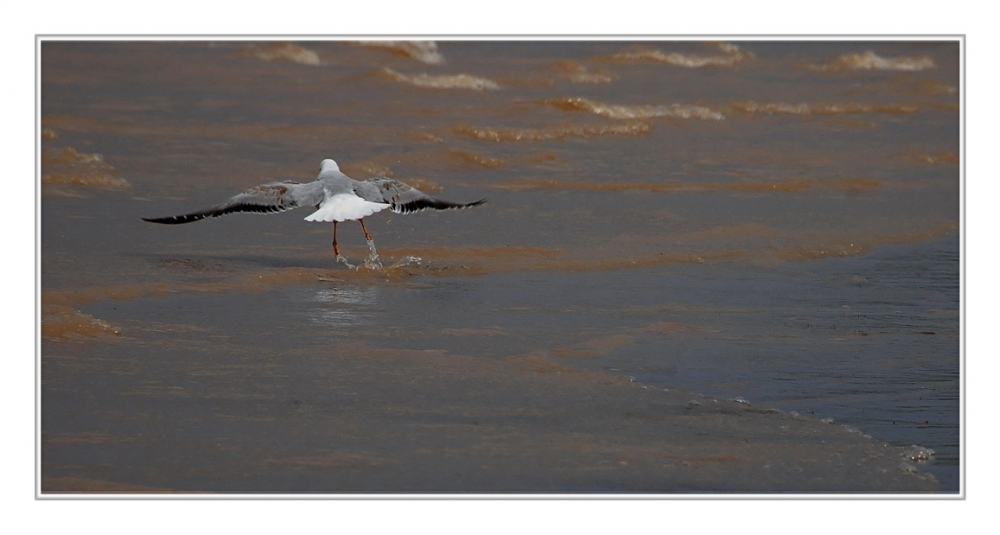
top-left (42, 147), bottom-right (105, 166)
top-left (904, 151), bottom-right (960, 165)
top-left (730, 100), bottom-right (920, 116)
top-left (42, 172), bottom-right (130, 188)
top-left (452, 121), bottom-right (650, 142)
top-left (41, 304), bottom-right (121, 339)
top-left (549, 60), bottom-right (616, 84)
top-left (798, 50), bottom-right (936, 72)
top-left (41, 146), bottom-right (129, 188)
top-left (441, 150), bottom-right (506, 168)
top-left (889, 76), bottom-right (957, 97)
top-left (543, 97), bottom-right (724, 121)
top-left (903, 445), bottom-right (936, 463)
top-left (602, 42), bottom-right (755, 68)
top-left (380, 67), bottom-right (499, 90)
top-left (356, 40), bottom-right (444, 65)
top-left (246, 42), bottom-right (322, 66)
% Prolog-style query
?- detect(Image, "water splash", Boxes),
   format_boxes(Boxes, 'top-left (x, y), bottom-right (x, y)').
top-left (336, 254), bottom-right (356, 269)
top-left (389, 256), bottom-right (422, 268)
top-left (336, 249), bottom-right (418, 271)
top-left (334, 240), bottom-right (384, 270)
top-left (363, 239), bottom-right (383, 270)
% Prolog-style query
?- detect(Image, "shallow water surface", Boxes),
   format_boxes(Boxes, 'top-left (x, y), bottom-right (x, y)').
top-left (40, 39), bottom-right (959, 493)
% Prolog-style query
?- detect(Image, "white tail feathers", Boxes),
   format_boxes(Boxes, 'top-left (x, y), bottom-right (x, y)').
top-left (305, 193), bottom-right (389, 222)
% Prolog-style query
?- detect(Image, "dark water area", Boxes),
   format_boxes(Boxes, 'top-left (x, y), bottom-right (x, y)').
top-left (40, 39), bottom-right (960, 493)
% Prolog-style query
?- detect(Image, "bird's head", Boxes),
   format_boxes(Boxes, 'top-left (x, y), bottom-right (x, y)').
top-left (320, 159), bottom-right (340, 173)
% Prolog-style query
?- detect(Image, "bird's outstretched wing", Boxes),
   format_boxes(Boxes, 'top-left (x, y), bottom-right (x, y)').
top-left (362, 177), bottom-right (486, 215)
top-left (142, 181), bottom-right (325, 224)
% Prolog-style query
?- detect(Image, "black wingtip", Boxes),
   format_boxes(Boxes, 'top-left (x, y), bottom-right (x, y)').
top-left (393, 197), bottom-right (489, 215)
top-left (141, 214), bottom-right (207, 225)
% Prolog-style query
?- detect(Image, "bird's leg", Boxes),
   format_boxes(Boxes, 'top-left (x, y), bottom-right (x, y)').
top-left (359, 218), bottom-right (374, 241)
top-left (332, 221), bottom-right (339, 255)
top-left (332, 220), bottom-right (355, 269)
top-left (358, 218), bottom-right (382, 269)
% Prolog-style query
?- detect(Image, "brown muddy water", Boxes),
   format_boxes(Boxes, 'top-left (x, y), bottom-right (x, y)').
top-left (39, 40), bottom-right (960, 493)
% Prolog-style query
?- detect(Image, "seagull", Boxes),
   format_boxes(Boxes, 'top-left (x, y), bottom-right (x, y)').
top-left (142, 158), bottom-right (486, 266)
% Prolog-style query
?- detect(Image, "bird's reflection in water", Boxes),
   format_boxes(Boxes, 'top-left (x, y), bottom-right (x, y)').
top-left (307, 286), bottom-right (379, 327)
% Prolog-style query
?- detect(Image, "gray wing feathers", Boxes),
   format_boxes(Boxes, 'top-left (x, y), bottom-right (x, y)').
top-left (363, 177), bottom-right (487, 214)
top-left (142, 181), bottom-right (324, 224)
top-left (350, 180), bottom-right (391, 204)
